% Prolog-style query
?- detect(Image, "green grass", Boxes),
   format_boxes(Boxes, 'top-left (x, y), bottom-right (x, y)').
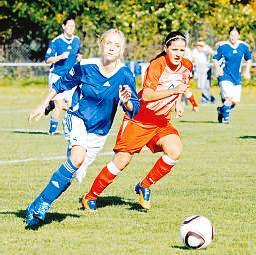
top-left (0, 85), bottom-right (256, 255)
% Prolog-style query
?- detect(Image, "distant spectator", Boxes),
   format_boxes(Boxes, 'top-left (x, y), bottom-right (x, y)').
top-left (192, 41), bottom-right (216, 104)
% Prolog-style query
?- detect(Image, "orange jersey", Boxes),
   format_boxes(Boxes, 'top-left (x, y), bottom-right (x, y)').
top-left (130, 55), bottom-right (193, 127)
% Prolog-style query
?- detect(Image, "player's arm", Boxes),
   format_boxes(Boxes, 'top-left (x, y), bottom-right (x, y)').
top-left (142, 60), bottom-right (187, 102)
top-left (119, 74), bottom-right (140, 119)
top-left (243, 45), bottom-right (252, 80)
top-left (45, 41), bottom-right (69, 64)
top-left (52, 63), bottom-right (82, 93)
top-left (243, 59), bottom-right (252, 80)
top-left (212, 47), bottom-right (224, 77)
top-left (28, 88), bottom-right (57, 123)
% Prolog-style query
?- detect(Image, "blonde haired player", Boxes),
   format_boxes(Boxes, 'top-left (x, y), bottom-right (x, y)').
top-left (26, 29), bottom-right (139, 227)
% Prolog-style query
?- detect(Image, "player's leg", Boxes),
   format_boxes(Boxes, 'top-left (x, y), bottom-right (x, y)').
top-left (49, 98), bottom-right (65, 135)
top-left (81, 152), bottom-right (133, 211)
top-left (136, 125), bottom-right (181, 209)
top-left (26, 146), bottom-right (85, 226)
top-left (217, 81), bottom-right (233, 124)
top-left (185, 90), bottom-right (199, 112)
top-left (81, 120), bottom-right (152, 211)
top-left (74, 133), bottom-right (108, 183)
top-left (26, 114), bottom-right (87, 226)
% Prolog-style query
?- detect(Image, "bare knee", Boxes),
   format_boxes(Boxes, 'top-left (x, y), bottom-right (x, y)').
top-left (112, 152), bottom-right (133, 170)
top-left (70, 146), bottom-right (86, 168)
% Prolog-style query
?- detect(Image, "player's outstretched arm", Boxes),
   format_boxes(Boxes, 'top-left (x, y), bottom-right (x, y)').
top-left (28, 88), bottom-right (57, 123)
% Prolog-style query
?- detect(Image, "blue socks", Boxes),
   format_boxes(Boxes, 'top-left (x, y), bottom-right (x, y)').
top-left (49, 117), bottom-right (59, 134)
top-left (221, 103), bottom-right (231, 123)
top-left (36, 159), bottom-right (78, 205)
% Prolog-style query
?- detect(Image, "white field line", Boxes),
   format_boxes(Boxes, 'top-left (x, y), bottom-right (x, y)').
top-left (0, 109), bottom-right (31, 114)
top-left (0, 128), bottom-right (117, 136)
top-left (0, 151), bottom-right (114, 165)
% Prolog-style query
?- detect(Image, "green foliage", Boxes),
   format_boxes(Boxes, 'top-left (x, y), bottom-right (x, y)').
top-left (0, 0), bottom-right (256, 60)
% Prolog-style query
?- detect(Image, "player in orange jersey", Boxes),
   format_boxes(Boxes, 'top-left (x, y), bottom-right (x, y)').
top-left (81, 31), bottom-right (192, 211)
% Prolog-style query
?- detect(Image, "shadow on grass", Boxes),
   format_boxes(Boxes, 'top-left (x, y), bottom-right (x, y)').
top-left (79, 196), bottom-right (148, 213)
top-left (171, 245), bottom-right (191, 250)
top-left (0, 210), bottom-right (80, 231)
top-left (13, 130), bottom-right (61, 135)
top-left (179, 120), bottom-right (217, 124)
top-left (239, 135), bottom-right (256, 139)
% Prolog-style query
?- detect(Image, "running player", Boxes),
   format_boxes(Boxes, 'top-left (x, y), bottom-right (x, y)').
top-left (26, 29), bottom-right (140, 227)
top-left (44, 16), bottom-right (81, 135)
top-left (213, 26), bottom-right (252, 124)
top-left (81, 31), bottom-right (192, 211)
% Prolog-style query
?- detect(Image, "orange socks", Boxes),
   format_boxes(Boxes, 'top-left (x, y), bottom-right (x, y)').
top-left (187, 94), bottom-right (198, 108)
top-left (140, 155), bottom-right (177, 188)
top-left (85, 162), bottom-right (120, 200)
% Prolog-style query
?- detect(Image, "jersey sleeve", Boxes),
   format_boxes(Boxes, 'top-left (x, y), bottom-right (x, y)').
top-left (52, 63), bottom-right (82, 93)
top-left (212, 46), bottom-right (223, 61)
top-left (143, 58), bottom-right (164, 90)
top-left (121, 70), bottom-right (140, 119)
top-left (45, 41), bottom-right (57, 62)
top-left (244, 44), bottom-right (252, 61)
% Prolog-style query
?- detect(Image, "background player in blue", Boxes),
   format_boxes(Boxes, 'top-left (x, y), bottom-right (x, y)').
top-left (44, 16), bottom-right (81, 134)
top-left (213, 26), bottom-right (252, 124)
top-left (25, 29), bottom-right (140, 228)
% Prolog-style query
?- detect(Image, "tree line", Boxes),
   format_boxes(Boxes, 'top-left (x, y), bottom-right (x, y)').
top-left (1, 0), bottom-right (256, 61)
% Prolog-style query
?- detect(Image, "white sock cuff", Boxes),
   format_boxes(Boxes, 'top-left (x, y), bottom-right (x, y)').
top-left (162, 155), bottom-right (177, 165)
top-left (107, 162), bottom-right (121, 175)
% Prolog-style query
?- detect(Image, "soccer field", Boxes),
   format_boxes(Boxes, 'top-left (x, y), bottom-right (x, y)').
top-left (0, 86), bottom-right (255, 255)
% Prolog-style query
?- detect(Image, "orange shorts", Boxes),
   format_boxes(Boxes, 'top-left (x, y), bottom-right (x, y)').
top-left (114, 120), bottom-right (179, 154)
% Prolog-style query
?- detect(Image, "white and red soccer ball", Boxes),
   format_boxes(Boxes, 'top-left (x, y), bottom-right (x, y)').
top-left (180, 215), bottom-right (214, 249)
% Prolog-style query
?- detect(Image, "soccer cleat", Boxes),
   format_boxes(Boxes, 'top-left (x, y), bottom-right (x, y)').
top-left (210, 96), bottom-right (217, 104)
top-left (33, 197), bottom-right (51, 222)
top-left (44, 101), bottom-right (55, 115)
top-left (222, 118), bottom-right (230, 124)
top-left (217, 107), bottom-right (223, 123)
top-left (135, 183), bottom-right (151, 210)
top-left (192, 106), bottom-right (199, 112)
top-left (26, 203), bottom-right (40, 227)
top-left (81, 196), bottom-right (97, 211)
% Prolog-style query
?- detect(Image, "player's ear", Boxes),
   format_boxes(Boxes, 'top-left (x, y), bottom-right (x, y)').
top-left (163, 45), bottom-right (167, 52)
top-left (62, 24), bottom-right (65, 30)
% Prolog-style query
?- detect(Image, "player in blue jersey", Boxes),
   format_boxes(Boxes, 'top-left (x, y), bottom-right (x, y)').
top-left (25, 29), bottom-right (140, 228)
top-left (213, 26), bottom-right (252, 124)
top-left (44, 16), bottom-right (81, 135)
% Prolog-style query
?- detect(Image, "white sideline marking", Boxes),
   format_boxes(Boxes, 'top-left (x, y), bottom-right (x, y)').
top-left (0, 151), bottom-right (114, 165)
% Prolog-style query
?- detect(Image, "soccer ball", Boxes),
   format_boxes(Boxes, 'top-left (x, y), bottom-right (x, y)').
top-left (180, 215), bottom-right (214, 249)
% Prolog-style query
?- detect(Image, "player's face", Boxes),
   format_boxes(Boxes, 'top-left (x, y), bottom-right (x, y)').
top-left (101, 33), bottom-right (122, 62)
top-left (229, 30), bottom-right (240, 45)
top-left (165, 39), bottom-right (186, 66)
top-left (63, 19), bottom-right (75, 37)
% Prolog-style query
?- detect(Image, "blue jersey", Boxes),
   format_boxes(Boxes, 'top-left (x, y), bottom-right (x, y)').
top-left (45, 34), bottom-right (80, 76)
top-left (52, 59), bottom-right (140, 136)
top-left (213, 40), bottom-right (252, 85)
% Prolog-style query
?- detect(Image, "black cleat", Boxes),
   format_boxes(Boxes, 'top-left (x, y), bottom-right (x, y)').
top-left (44, 101), bottom-right (55, 115)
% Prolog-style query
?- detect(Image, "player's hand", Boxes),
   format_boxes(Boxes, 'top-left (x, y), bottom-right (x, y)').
top-left (119, 85), bottom-right (131, 104)
top-left (175, 102), bottom-right (184, 118)
top-left (61, 51), bottom-right (70, 59)
top-left (243, 70), bottom-right (251, 80)
top-left (28, 104), bottom-right (46, 124)
top-left (172, 83), bottom-right (187, 94)
top-left (76, 53), bottom-right (83, 62)
top-left (215, 67), bottom-right (224, 77)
